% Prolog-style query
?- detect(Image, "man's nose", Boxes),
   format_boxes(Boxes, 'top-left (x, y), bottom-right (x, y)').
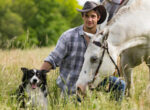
top-left (87, 17), bottom-right (92, 21)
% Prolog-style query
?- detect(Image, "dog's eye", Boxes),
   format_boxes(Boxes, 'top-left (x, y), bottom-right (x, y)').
top-left (36, 73), bottom-right (41, 77)
top-left (29, 72), bottom-right (34, 77)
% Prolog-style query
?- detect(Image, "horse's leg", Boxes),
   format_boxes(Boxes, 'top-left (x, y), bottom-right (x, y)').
top-left (148, 65), bottom-right (150, 81)
top-left (120, 52), bottom-right (134, 97)
top-left (146, 59), bottom-right (150, 95)
top-left (123, 66), bottom-right (134, 97)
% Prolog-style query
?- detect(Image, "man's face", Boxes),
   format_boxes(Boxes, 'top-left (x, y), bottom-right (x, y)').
top-left (82, 10), bottom-right (100, 30)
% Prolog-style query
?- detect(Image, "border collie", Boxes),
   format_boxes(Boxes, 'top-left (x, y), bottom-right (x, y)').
top-left (17, 67), bottom-right (48, 110)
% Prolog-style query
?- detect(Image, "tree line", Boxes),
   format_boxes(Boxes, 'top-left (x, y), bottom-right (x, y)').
top-left (0, 0), bottom-right (82, 49)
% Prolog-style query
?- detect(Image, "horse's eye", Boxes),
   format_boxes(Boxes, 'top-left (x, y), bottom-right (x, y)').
top-left (90, 56), bottom-right (98, 63)
top-left (93, 41), bottom-right (101, 47)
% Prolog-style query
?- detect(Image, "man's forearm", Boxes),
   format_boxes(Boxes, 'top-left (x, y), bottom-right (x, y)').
top-left (40, 61), bottom-right (52, 71)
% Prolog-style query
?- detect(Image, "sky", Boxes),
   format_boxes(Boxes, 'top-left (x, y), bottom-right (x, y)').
top-left (76, 0), bottom-right (100, 6)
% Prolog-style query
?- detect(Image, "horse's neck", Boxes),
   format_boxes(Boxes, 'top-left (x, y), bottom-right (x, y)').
top-left (98, 43), bottom-right (118, 76)
top-left (106, 0), bottom-right (150, 48)
top-left (107, 42), bottom-right (119, 61)
top-left (99, 38), bottom-right (145, 76)
top-left (107, 36), bottom-right (147, 56)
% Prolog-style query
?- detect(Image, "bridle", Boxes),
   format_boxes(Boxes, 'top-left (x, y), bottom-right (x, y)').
top-left (91, 39), bottom-right (121, 83)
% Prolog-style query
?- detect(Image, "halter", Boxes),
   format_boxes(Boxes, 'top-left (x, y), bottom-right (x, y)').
top-left (91, 40), bottom-right (121, 83)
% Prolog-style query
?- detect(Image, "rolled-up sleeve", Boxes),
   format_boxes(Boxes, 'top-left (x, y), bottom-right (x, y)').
top-left (44, 33), bottom-right (68, 69)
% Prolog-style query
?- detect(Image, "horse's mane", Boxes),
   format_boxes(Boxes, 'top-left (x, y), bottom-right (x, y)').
top-left (107, 6), bottom-right (130, 26)
top-left (108, 0), bottom-right (141, 25)
top-left (106, 0), bottom-right (150, 46)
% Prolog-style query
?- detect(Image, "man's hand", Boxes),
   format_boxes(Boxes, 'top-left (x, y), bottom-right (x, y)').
top-left (40, 61), bottom-right (52, 71)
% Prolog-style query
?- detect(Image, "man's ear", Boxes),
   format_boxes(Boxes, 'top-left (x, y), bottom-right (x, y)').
top-left (21, 67), bottom-right (28, 74)
top-left (82, 15), bottom-right (85, 21)
top-left (97, 15), bottom-right (100, 22)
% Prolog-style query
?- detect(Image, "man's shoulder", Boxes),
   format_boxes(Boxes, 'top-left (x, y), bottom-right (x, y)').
top-left (64, 25), bottom-right (82, 35)
top-left (61, 25), bottom-right (82, 40)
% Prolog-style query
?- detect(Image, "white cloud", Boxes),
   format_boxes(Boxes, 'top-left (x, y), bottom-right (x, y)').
top-left (77, 0), bottom-right (100, 6)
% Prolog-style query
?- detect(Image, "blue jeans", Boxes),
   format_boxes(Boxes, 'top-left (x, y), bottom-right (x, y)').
top-left (97, 76), bottom-right (126, 101)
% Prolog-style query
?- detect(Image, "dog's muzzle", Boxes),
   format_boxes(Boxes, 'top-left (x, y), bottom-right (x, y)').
top-left (30, 79), bottom-right (38, 89)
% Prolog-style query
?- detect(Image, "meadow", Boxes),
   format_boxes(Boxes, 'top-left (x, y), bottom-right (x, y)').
top-left (0, 47), bottom-right (150, 110)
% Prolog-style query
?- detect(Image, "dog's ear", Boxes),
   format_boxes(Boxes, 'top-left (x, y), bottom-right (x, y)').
top-left (41, 70), bottom-right (49, 74)
top-left (40, 70), bottom-right (49, 83)
top-left (40, 70), bottom-right (49, 77)
top-left (21, 67), bottom-right (28, 74)
top-left (21, 67), bottom-right (29, 82)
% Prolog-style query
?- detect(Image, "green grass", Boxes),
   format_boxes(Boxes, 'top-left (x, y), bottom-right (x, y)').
top-left (0, 47), bottom-right (150, 110)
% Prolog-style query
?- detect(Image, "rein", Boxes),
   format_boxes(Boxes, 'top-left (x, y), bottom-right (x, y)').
top-left (92, 40), bottom-right (121, 83)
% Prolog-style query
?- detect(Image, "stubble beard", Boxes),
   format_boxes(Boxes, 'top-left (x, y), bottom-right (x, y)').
top-left (85, 25), bottom-right (95, 32)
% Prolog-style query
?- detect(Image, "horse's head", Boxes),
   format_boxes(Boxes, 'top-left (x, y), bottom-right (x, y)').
top-left (76, 28), bottom-right (110, 98)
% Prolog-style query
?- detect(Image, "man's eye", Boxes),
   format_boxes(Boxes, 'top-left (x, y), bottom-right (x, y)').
top-left (85, 15), bottom-right (88, 17)
top-left (91, 15), bottom-right (96, 18)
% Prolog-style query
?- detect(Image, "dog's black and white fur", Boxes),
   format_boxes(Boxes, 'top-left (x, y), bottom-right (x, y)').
top-left (17, 67), bottom-right (48, 110)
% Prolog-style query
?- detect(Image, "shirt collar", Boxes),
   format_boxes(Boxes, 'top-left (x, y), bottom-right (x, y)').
top-left (79, 25), bottom-right (84, 36)
top-left (79, 25), bottom-right (98, 38)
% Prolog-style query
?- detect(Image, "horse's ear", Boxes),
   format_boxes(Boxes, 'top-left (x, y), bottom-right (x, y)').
top-left (84, 31), bottom-right (96, 43)
top-left (102, 28), bottom-right (109, 41)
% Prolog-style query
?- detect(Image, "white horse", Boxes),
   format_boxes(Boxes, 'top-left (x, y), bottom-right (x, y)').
top-left (76, 0), bottom-right (150, 97)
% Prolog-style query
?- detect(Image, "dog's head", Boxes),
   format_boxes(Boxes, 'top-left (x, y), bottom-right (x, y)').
top-left (21, 67), bottom-right (48, 89)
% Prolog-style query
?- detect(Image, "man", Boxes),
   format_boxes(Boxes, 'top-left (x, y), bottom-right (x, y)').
top-left (40, 1), bottom-right (126, 101)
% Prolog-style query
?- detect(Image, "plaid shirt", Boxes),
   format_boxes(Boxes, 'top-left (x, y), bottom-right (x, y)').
top-left (44, 25), bottom-right (88, 94)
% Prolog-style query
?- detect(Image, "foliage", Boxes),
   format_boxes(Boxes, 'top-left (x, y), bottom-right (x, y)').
top-left (0, 11), bottom-right (24, 48)
top-left (56, 0), bottom-right (82, 27)
top-left (0, 0), bottom-right (83, 49)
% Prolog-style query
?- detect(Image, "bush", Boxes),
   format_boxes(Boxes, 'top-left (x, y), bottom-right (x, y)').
top-left (0, 10), bottom-right (24, 48)
top-left (0, 0), bottom-right (83, 49)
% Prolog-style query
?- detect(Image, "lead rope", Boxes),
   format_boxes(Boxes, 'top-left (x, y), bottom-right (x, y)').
top-left (106, 47), bottom-right (121, 77)
top-left (91, 40), bottom-right (121, 84)
top-left (95, 49), bottom-right (106, 76)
